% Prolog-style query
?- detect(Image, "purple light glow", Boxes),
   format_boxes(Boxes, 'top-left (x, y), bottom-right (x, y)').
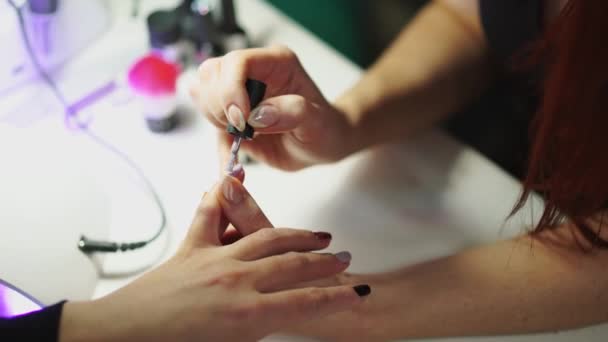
top-left (66, 80), bottom-right (117, 115)
top-left (0, 281), bottom-right (42, 318)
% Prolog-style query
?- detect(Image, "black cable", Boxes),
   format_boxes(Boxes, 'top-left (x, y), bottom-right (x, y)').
top-left (7, 0), bottom-right (167, 253)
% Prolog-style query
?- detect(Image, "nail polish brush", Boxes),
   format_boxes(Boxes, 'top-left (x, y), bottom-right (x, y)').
top-left (225, 79), bottom-right (266, 173)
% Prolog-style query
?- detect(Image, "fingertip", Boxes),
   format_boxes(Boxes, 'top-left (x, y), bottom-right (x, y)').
top-left (227, 104), bottom-right (246, 131)
top-left (229, 164), bottom-right (245, 181)
top-left (219, 173), bottom-right (246, 205)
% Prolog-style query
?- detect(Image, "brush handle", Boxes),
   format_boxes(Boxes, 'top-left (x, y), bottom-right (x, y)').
top-left (226, 79), bottom-right (267, 140)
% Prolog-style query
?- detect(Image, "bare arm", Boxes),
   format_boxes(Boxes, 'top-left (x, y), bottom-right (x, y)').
top-left (292, 223), bottom-right (608, 341)
top-left (337, 0), bottom-right (493, 154)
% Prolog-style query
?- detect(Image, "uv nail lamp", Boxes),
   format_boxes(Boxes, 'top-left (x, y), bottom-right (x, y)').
top-left (0, 0), bottom-right (110, 94)
top-left (0, 124), bottom-right (110, 305)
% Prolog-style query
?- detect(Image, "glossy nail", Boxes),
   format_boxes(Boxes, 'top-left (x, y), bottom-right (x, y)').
top-left (353, 284), bottom-right (371, 297)
top-left (313, 232), bottom-right (332, 241)
top-left (229, 164), bottom-right (243, 178)
top-left (334, 251), bottom-right (351, 264)
top-left (222, 175), bottom-right (243, 204)
top-left (248, 105), bottom-right (279, 128)
top-left (227, 105), bottom-right (246, 131)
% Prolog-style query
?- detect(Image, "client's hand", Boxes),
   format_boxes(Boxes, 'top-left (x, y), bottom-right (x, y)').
top-left (59, 175), bottom-right (369, 342)
top-left (213, 175), bottom-right (373, 341)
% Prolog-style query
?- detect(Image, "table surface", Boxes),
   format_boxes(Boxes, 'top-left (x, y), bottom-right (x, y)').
top-left (2, 0), bottom-right (607, 341)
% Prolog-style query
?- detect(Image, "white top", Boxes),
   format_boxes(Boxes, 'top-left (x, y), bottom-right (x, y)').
top-left (0, 0), bottom-right (606, 341)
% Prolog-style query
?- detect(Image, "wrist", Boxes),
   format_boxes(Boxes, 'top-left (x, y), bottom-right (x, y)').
top-left (332, 98), bottom-right (369, 158)
top-left (59, 298), bottom-right (137, 342)
top-left (59, 300), bottom-right (105, 342)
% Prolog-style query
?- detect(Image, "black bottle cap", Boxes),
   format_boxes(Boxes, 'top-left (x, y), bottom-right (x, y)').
top-left (227, 124), bottom-right (254, 139)
top-left (219, 0), bottom-right (240, 33)
top-left (227, 79), bottom-right (267, 140)
top-left (182, 10), bottom-right (215, 49)
top-left (147, 10), bottom-right (181, 49)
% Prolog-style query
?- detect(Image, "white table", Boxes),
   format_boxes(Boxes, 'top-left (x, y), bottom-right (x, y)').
top-left (2, 0), bottom-right (607, 341)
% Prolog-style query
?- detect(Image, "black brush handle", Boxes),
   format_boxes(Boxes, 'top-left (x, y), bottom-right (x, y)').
top-left (226, 79), bottom-right (266, 139)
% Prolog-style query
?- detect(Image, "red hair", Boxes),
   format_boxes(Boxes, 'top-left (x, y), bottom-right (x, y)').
top-left (514, 0), bottom-right (608, 247)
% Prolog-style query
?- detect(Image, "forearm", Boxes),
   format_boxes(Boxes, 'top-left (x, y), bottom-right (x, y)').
top-left (336, 0), bottom-right (493, 153)
top-left (297, 226), bottom-right (608, 341)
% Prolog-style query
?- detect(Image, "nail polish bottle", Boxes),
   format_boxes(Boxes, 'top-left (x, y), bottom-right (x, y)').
top-left (147, 9), bottom-right (193, 66)
top-left (127, 54), bottom-right (180, 133)
top-left (217, 0), bottom-right (249, 53)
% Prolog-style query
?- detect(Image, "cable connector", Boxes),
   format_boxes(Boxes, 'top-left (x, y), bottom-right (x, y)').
top-left (78, 236), bottom-right (147, 254)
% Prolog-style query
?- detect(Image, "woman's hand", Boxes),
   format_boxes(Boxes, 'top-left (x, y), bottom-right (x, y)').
top-left (59, 176), bottom-right (369, 342)
top-left (190, 45), bottom-right (356, 171)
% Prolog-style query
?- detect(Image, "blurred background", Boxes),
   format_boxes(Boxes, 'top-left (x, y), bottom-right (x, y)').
top-left (265, 0), bottom-right (428, 67)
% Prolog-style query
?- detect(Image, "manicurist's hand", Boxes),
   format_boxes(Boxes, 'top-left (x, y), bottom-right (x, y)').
top-left (59, 175), bottom-right (370, 342)
top-left (191, 45), bottom-right (357, 171)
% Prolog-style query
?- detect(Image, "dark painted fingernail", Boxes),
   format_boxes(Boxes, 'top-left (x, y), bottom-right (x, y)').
top-left (313, 232), bottom-right (332, 240)
top-left (353, 284), bottom-right (371, 297)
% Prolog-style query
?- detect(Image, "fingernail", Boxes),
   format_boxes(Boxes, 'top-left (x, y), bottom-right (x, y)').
top-left (248, 105), bottom-right (278, 128)
top-left (353, 284), bottom-right (371, 297)
top-left (229, 164), bottom-right (243, 178)
top-left (222, 175), bottom-right (243, 204)
top-left (227, 105), bottom-right (245, 131)
top-left (313, 232), bottom-right (332, 241)
top-left (334, 251), bottom-right (351, 264)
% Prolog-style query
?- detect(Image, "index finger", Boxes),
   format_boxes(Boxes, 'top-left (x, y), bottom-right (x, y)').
top-left (218, 45), bottom-right (302, 123)
top-left (218, 175), bottom-right (273, 236)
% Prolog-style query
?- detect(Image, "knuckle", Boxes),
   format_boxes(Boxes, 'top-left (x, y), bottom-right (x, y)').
top-left (225, 301), bottom-right (260, 322)
top-left (273, 44), bottom-right (297, 60)
top-left (253, 227), bottom-right (279, 244)
top-left (290, 252), bottom-right (313, 269)
top-left (204, 267), bottom-right (250, 289)
top-left (301, 288), bottom-right (331, 313)
top-left (247, 209), bottom-right (270, 227)
top-left (195, 202), bottom-right (217, 218)
top-left (223, 50), bottom-right (243, 62)
top-left (198, 57), bottom-right (218, 77)
top-left (223, 50), bottom-right (248, 72)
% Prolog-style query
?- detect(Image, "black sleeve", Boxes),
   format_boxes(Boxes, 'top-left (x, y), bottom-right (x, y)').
top-left (480, 0), bottom-right (543, 65)
top-left (0, 301), bottom-right (67, 342)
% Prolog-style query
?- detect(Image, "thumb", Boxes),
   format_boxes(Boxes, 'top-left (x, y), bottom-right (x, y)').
top-left (182, 182), bottom-right (228, 250)
top-left (245, 94), bottom-right (317, 134)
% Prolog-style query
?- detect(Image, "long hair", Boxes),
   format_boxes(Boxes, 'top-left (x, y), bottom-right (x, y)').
top-left (514, 0), bottom-right (608, 247)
